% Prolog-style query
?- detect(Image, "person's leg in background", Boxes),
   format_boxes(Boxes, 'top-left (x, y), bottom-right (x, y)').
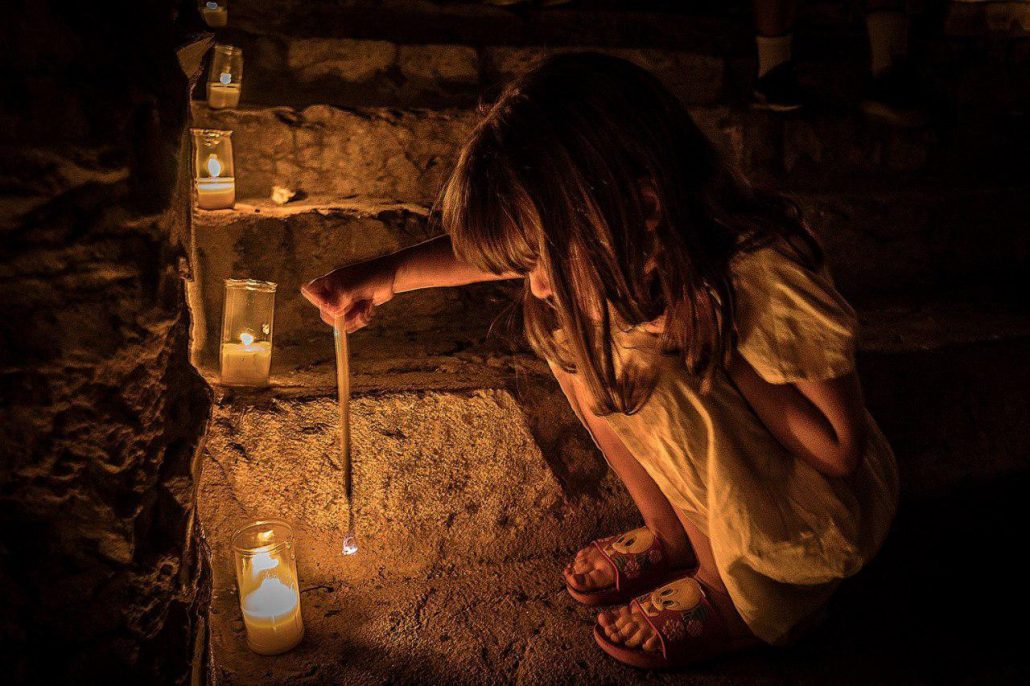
top-left (861, 0), bottom-right (927, 126)
top-left (752, 0), bottom-right (803, 111)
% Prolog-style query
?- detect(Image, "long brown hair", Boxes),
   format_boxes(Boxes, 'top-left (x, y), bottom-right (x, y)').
top-left (441, 53), bottom-right (821, 415)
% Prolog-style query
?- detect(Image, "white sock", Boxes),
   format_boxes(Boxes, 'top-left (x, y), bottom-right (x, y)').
top-left (756, 34), bottom-right (793, 78)
top-left (866, 10), bottom-right (909, 76)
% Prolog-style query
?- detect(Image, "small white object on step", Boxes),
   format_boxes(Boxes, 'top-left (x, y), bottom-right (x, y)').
top-left (271, 185), bottom-right (297, 205)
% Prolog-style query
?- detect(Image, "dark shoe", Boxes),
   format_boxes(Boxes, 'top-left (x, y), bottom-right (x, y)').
top-left (860, 61), bottom-right (929, 128)
top-left (751, 61), bottom-right (804, 112)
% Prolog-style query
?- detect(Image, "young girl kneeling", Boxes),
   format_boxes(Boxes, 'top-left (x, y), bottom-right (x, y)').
top-left (303, 53), bottom-right (899, 669)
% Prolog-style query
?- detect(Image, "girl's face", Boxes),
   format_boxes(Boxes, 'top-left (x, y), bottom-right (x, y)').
top-left (527, 264), bottom-right (553, 300)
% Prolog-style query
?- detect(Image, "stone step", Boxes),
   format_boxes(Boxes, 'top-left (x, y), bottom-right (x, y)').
top-left (199, 302), bottom-right (1030, 683)
top-left (186, 199), bottom-right (521, 375)
top-left (186, 188), bottom-right (1028, 377)
top-left (192, 104), bottom-right (472, 204)
top-left (192, 101), bottom-right (1028, 203)
top-left (201, 5), bottom-right (1030, 111)
top-left (216, 0), bottom-right (1029, 52)
top-left (197, 291), bottom-right (1030, 572)
top-left (207, 479), bottom-right (1030, 684)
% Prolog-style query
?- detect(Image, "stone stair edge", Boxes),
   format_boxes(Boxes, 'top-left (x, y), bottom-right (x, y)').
top-left (190, 99), bottom-right (1028, 198)
top-left (191, 101), bottom-right (474, 122)
top-left (193, 196), bottom-right (431, 220)
top-left (189, 179), bottom-right (1030, 221)
top-left (222, 0), bottom-right (1029, 48)
top-left (206, 297), bottom-right (1030, 402)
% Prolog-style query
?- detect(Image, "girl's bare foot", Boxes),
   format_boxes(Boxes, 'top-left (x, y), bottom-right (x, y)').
top-left (596, 575), bottom-right (755, 653)
top-left (563, 526), bottom-right (695, 593)
top-left (563, 542), bottom-right (615, 591)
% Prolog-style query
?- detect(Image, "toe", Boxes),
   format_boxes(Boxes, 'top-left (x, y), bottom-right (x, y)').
top-left (612, 606), bottom-right (634, 628)
top-left (618, 620), bottom-right (641, 640)
top-left (643, 634), bottom-right (661, 653)
top-left (583, 568), bottom-right (607, 589)
top-left (622, 625), bottom-right (648, 648)
top-left (571, 556), bottom-right (593, 576)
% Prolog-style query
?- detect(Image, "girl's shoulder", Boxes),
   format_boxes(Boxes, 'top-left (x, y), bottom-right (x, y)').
top-left (730, 237), bottom-right (858, 384)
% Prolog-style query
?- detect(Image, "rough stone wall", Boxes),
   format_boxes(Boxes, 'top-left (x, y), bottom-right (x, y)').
top-left (0, 3), bottom-right (211, 683)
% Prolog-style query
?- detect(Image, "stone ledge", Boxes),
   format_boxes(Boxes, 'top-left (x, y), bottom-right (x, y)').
top-left (192, 101), bottom-right (1028, 204)
top-left (191, 105), bottom-right (476, 204)
top-left (223, 0), bottom-right (1030, 49)
top-left (185, 187), bottom-right (1029, 372)
top-left (187, 199), bottom-right (513, 371)
top-left (225, 0), bottom-right (739, 50)
top-left (197, 383), bottom-right (629, 574)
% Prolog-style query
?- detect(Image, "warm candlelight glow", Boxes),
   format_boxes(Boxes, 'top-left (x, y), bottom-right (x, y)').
top-left (220, 280), bottom-right (276, 386)
top-left (207, 44), bottom-right (244, 109)
top-left (200, 0), bottom-right (228, 28)
top-left (207, 154), bottom-right (222, 178)
top-left (232, 521), bottom-right (304, 655)
top-left (192, 129), bottom-right (235, 209)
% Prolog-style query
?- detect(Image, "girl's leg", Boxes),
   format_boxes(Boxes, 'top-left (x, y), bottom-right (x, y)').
top-left (597, 510), bottom-right (753, 651)
top-left (550, 363), bottom-right (696, 591)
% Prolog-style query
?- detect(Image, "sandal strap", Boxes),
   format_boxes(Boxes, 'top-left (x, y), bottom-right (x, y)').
top-left (631, 577), bottom-right (726, 661)
top-left (591, 526), bottom-right (668, 593)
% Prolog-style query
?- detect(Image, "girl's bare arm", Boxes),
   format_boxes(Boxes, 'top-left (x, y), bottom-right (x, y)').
top-left (391, 234), bottom-right (519, 292)
top-left (302, 234), bottom-right (520, 331)
top-left (727, 355), bottom-right (868, 478)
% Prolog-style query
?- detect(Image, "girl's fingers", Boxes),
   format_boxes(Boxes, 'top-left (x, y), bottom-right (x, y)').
top-left (344, 302), bottom-right (375, 333)
top-left (300, 282), bottom-right (323, 308)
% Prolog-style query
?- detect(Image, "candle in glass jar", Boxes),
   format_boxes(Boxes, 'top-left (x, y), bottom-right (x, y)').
top-left (241, 564), bottom-right (304, 654)
top-left (196, 153), bottom-right (235, 210)
top-left (207, 82), bottom-right (241, 109)
top-left (201, 1), bottom-right (228, 27)
top-left (221, 332), bottom-right (271, 385)
top-left (233, 523), bottom-right (304, 655)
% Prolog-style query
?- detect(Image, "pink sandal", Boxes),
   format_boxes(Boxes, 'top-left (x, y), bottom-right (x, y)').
top-left (593, 576), bottom-right (760, 669)
top-left (564, 526), bottom-right (695, 607)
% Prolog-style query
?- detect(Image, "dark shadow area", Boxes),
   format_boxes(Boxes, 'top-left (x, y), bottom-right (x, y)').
top-left (784, 472), bottom-right (1030, 684)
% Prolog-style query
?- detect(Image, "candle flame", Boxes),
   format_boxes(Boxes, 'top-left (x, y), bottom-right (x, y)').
top-left (207, 154), bottom-right (222, 178)
top-left (251, 550), bottom-right (280, 576)
top-left (220, 72), bottom-right (232, 85)
top-left (243, 576), bottom-right (297, 617)
top-left (240, 332), bottom-right (255, 346)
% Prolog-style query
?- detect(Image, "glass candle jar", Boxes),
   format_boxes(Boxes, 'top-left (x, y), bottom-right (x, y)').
top-left (232, 520), bottom-right (304, 655)
top-left (191, 128), bottom-right (235, 210)
top-left (207, 44), bottom-right (243, 109)
top-left (220, 279), bottom-right (275, 386)
top-left (199, 0), bottom-right (228, 28)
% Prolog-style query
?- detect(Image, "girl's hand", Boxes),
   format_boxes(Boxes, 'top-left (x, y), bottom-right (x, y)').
top-left (301, 256), bottom-right (398, 332)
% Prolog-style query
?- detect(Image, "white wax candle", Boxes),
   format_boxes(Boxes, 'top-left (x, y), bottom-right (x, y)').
top-left (196, 179), bottom-right (235, 210)
top-left (241, 575), bottom-right (304, 655)
top-left (220, 339), bottom-right (271, 385)
top-left (201, 5), bottom-right (228, 28)
top-left (207, 82), bottom-right (241, 109)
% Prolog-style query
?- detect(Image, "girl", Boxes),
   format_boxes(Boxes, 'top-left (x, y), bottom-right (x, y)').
top-left (302, 53), bottom-right (898, 669)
